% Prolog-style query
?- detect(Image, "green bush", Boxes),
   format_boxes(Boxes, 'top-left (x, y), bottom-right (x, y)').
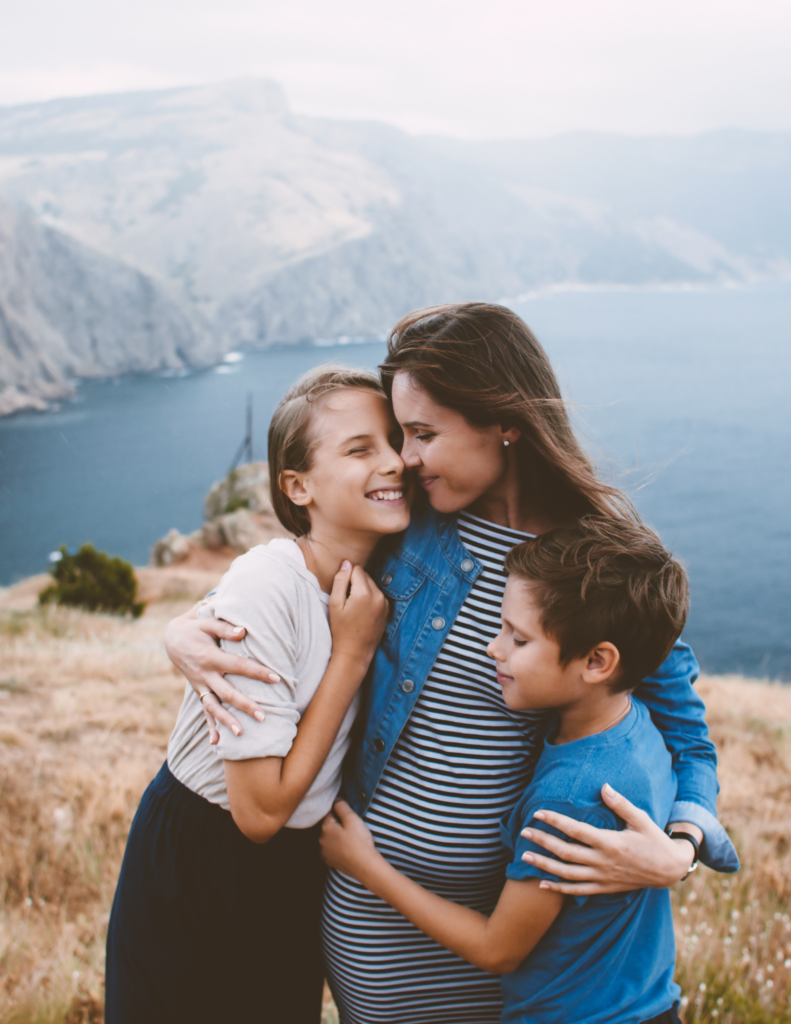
top-left (224, 495), bottom-right (250, 513)
top-left (39, 545), bottom-right (145, 618)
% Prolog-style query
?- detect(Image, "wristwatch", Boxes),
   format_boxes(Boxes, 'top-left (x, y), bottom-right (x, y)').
top-left (666, 829), bottom-right (700, 878)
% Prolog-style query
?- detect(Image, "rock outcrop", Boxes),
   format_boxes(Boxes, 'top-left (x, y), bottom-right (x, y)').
top-left (151, 462), bottom-right (287, 566)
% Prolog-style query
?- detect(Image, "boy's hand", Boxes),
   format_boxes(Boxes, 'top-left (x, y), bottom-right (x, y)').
top-left (320, 800), bottom-right (379, 880)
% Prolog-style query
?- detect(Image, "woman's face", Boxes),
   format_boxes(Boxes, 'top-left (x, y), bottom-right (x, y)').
top-left (390, 372), bottom-right (516, 514)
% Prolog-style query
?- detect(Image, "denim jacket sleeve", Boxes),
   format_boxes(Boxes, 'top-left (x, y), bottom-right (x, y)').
top-left (635, 641), bottom-right (739, 872)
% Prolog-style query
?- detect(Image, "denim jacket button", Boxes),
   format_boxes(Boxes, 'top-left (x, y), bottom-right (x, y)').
top-left (381, 573), bottom-right (393, 586)
top-left (361, 790), bottom-right (368, 801)
top-left (460, 558), bottom-right (474, 573)
top-left (374, 738), bottom-right (386, 752)
top-left (401, 679), bottom-right (415, 693)
top-left (432, 616), bottom-right (446, 630)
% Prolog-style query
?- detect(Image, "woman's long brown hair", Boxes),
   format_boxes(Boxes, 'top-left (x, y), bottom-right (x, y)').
top-left (380, 302), bottom-right (635, 524)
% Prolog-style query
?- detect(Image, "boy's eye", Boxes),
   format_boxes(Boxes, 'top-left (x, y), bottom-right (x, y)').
top-left (513, 638), bottom-right (527, 648)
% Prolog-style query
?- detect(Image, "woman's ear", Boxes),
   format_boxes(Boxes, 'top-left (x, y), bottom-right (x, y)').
top-left (499, 425), bottom-right (522, 446)
top-left (582, 642), bottom-right (621, 686)
top-left (280, 470), bottom-right (313, 508)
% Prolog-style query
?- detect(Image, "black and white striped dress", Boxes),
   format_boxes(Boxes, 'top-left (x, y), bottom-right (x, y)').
top-left (323, 513), bottom-right (552, 1024)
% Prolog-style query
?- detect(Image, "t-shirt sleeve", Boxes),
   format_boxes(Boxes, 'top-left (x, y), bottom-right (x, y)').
top-left (203, 552), bottom-right (305, 763)
top-left (504, 799), bottom-right (621, 902)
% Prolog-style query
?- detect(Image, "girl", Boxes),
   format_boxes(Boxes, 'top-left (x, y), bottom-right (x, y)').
top-left (167, 304), bottom-right (737, 1024)
top-left (105, 366), bottom-right (409, 1024)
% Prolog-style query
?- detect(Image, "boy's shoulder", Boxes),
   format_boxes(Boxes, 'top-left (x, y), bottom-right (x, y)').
top-left (501, 699), bottom-right (677, 885)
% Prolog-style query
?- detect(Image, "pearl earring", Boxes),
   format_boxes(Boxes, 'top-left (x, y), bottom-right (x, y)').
top-left (503, 440), bottom-right (510, 447)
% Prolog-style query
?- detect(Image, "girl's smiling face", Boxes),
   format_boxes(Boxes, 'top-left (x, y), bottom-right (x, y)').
top-left (390, 372), bottom-right (519, 514)
top-left (282, 388), bottom-right (410, 539)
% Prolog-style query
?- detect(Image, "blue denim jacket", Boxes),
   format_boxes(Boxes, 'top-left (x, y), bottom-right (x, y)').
top-left (344, 497), bottom-right (739, 872)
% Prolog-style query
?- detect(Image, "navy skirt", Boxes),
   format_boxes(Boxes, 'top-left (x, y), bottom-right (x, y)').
top-left (105, 762), bottom-right (326, 1024)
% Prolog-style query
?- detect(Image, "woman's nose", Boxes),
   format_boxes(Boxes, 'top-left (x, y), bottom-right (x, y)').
top-left (400, 438), bottom-right (423, 468)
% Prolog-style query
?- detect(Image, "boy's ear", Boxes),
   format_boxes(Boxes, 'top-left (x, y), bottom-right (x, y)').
top-left (280, 470), bottom-right (313, 508)
top-left (581, 642), bottom-right (621, 686)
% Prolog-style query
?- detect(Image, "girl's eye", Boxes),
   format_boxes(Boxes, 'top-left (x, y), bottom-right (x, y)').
top-left (347, 448), bottom-right (368, 456)
top-left (513, 638), bottom-right (527, 648)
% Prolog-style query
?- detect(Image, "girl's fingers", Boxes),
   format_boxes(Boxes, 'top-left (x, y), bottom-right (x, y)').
top-left (330, 560), bottom-right (354, 607)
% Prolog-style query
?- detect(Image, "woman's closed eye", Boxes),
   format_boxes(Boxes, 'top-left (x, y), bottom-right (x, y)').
top-left (414, 432), bottom-right (436, 443)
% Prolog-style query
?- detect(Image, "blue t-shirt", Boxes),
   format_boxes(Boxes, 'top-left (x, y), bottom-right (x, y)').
top-left (499, 697), bottom-right (681, 1024)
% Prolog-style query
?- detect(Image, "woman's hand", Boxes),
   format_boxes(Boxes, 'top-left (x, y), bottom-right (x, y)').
top-left (165, 605), bottom-right (280, 744)
top-left (320, 800), bottom-right (379, 880)
top-left (328, 563), bottom-right (389, 667)
top-left (521, 784), bottom-right (698, 894)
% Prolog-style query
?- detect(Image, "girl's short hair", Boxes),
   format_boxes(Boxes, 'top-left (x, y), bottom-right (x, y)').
top-left (268, 365), bottom-right (383, 536)
top-left (505, 516), bottom-right (690, 692)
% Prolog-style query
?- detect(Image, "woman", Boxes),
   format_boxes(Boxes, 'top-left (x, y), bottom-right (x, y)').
top-left (167, 304), bottom-right (737, 1024)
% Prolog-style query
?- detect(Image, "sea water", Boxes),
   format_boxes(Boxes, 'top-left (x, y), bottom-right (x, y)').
top-left (1, 284), bottom-right (789, 679)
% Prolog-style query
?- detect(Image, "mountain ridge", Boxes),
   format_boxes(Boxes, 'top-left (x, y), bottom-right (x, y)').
top-left (1, 79), bottom-right (789, 414)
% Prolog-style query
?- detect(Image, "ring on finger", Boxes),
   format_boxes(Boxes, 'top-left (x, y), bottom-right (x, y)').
top-left (199, 690), bottom-right (216, 705)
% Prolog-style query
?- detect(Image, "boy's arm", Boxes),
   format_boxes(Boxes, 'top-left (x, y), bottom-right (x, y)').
top-left (321, 802), bottom-right (563, 974)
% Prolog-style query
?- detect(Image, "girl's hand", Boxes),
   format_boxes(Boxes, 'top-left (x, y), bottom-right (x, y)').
top-left (320, 800), bottom-right (379, 880)
top-left (522, 784), bottom-right (698, 894)
top-left (329, 562), bottom-right (389, 665)
top-left (165, 605), bottom-right (280, 744)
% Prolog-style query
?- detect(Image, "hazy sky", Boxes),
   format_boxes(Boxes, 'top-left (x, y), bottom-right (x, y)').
top-left (2, 0), bottom-right (790, 138)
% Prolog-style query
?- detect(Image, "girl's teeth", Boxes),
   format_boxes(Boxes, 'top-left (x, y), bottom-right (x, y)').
top-left (371, 491), bottom-right (402, 501)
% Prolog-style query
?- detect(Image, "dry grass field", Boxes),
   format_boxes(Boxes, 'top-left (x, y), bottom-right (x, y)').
top-left (0, 563), bottom-right (789, 1024)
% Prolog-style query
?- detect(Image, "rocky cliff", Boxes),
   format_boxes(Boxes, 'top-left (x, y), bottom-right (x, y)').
top-left (1, 79), bottom-right (789, 413)
top-left (0, 197), bottom-right (222, 415)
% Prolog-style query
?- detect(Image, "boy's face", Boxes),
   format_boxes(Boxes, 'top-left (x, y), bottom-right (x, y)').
top-left (487, 577), bottom-right (587, 711)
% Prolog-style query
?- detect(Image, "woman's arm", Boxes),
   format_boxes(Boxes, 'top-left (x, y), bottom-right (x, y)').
top-left (519, 643), bottom-right (739, 894)
top-left (518, 784), bottom-right (700, 894)
top-left (165, 604), bottom-right (281, 742)
top-left (225, 565), bottom-right (388, 843)
top-left (321, 802), bottom-right (563, 974)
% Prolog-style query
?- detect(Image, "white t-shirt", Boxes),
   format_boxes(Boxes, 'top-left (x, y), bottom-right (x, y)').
top-left (167, 539), bottom-right (359, 828)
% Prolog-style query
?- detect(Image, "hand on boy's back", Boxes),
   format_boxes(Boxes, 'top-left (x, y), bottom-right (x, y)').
top-left (519, 785), bottom-right (691, 894)
top-left (320, 800), bottom-right (378, 879)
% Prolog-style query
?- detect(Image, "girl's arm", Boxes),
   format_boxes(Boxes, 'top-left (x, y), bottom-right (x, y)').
top-left (225, 564), bottom-right (387, 843)
top-left (321, 802), bottom-right (563, 974)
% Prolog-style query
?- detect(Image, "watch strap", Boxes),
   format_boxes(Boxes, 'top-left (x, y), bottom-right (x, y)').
top-left (667, 829), bottom-right (700, 874)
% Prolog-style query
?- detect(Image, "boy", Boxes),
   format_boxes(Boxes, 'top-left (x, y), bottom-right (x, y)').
top-left (321, 515), bottom-right (692, 1024)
